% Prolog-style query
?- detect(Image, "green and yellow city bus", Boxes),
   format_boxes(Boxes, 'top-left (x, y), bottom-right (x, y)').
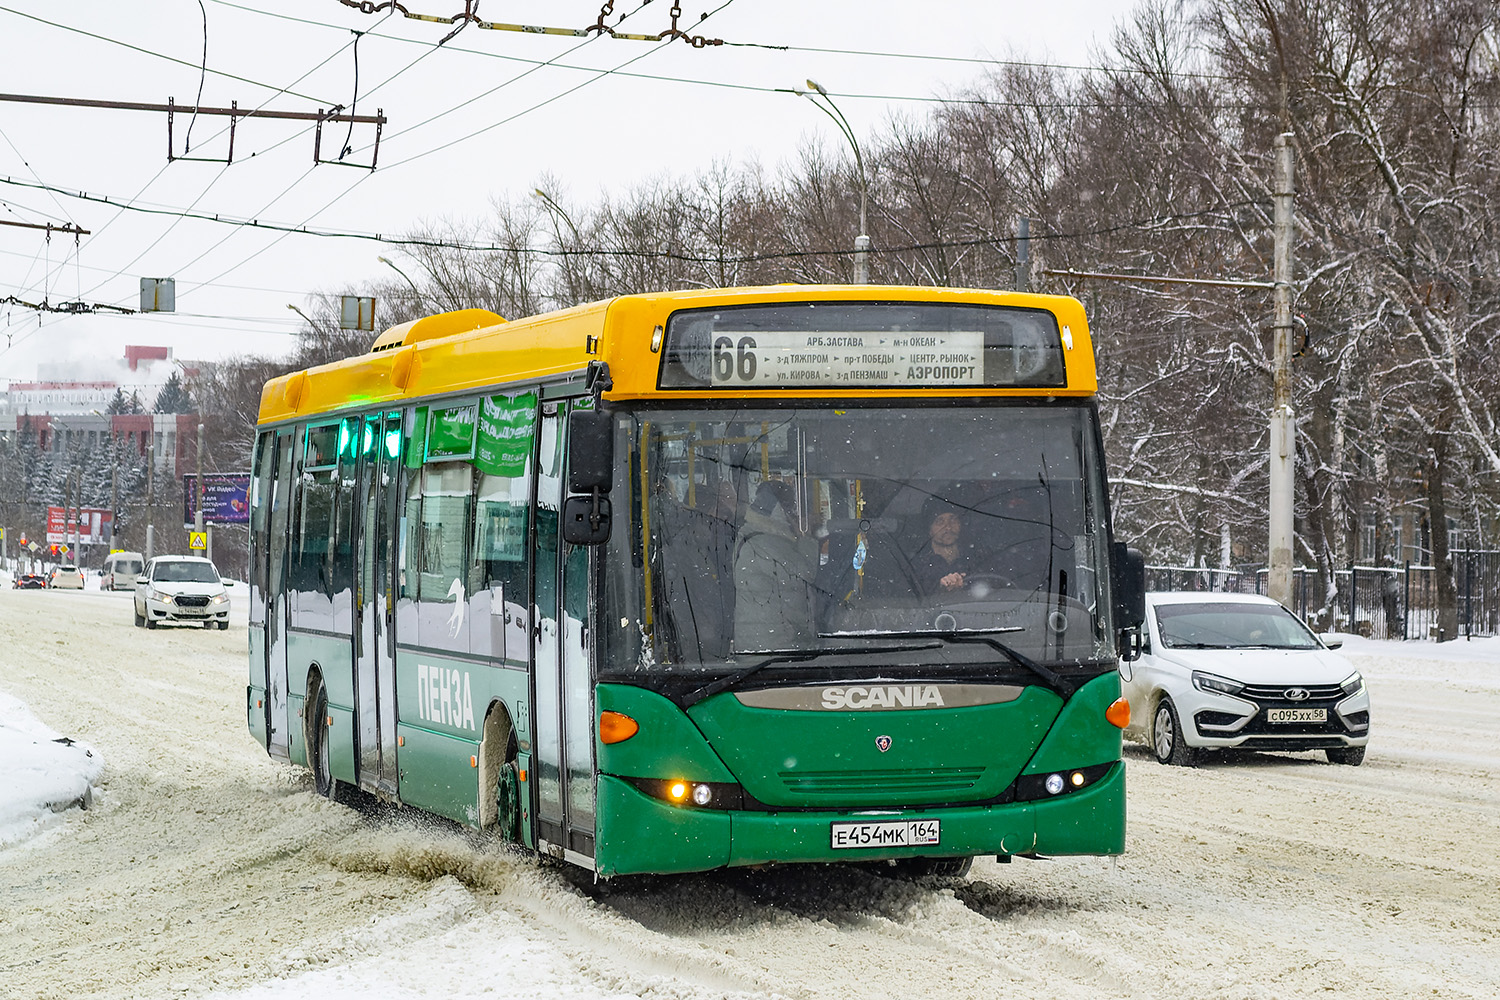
top-left (247, 284), bottom-right (1144, 878)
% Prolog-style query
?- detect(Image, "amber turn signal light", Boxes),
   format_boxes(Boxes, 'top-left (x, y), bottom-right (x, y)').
top-left (1105, 697), bottom-right (1131, 729)
top-left (599, 710), bottom-right (640, 744)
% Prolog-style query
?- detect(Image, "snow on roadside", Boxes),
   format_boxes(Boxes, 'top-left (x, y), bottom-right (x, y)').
top-left (0, 688), bottom-right (103, 848)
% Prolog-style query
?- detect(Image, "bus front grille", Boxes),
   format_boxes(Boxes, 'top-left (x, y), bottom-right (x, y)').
top-left (777, 767), bottom-right (985, 796)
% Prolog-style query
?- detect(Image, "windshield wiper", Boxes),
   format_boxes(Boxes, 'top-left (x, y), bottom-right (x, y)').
top-left (677, 642), bottom-right (941, 708)
top-left (908, 629), bottom-right (1079, 699)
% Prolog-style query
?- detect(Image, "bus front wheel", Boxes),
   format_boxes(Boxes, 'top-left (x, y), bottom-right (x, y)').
top-left (311, 687), bottom-right (339, 800)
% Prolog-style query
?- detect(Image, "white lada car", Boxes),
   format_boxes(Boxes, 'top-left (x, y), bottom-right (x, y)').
top-left (1120, 592), bottom-right (1370, 766)
top-left (134, 555), bottom-right (232, 630)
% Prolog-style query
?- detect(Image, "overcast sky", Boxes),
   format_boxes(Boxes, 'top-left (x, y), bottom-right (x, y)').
top-left (0, 0), bottom-right (1134, 391)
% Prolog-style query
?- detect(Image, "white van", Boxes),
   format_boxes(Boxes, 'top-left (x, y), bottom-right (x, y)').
top-left (102, 551), bottom-right (145, 591)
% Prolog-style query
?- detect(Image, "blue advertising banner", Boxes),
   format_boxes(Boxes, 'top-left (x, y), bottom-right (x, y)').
top-left (182, 474), bottom-right (252, 526)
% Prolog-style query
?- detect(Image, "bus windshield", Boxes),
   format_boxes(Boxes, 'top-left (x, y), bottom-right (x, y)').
top-left (603, 403), bottom-right (1116, 672)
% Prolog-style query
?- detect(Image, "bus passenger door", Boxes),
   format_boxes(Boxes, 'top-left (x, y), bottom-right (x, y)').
top-left (355, 412), bottom-right (401, 795)
top-left (533, 401), bottom-right (596, 862)
top-left (265, 427), bottom-right (298, 758)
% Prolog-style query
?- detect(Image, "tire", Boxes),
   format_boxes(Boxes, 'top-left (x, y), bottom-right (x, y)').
top-left (145, 615), bottom-right (158, 630)
top-left (883, 856), bottom-right (974, 879)
top-left (203, 620), bottom-right (214, 629)
top-left (310, 686), bottom-right (340, 800)
top-left (218, 620), bottom-right (230, 631)
top-left (134, 607), bottom-right (145, 628)
top-left (1152, 697), bottom-right (1197, 766)
top-left (1326, 746), bottom-right (1366, 766)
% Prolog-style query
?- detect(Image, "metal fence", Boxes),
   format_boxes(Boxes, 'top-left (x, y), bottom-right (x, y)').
top-left (1146, 550), bottom-right (1500, 640)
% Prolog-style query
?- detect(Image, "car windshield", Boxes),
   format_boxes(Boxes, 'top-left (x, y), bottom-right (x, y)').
top-left (1154, 601), bottom-right (1321, 650)
top-left (153, 561), bottom-right (221, 584)
top-left (602, 403), bottom-right (1115, 671)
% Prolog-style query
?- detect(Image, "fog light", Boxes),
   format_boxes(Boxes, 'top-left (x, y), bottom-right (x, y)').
top-left (1070, 771), bottom-right (1085, 787)
top-left (692, 783), bottom-right (712, 806)
top-left (668, 781), bottom-right (688, 801)
top-left (1044, 773), bottom-right (1065, 795)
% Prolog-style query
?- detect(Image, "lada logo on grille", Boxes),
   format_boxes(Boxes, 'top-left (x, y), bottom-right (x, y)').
top-left (875, 735), bottom-right (893, 753)
top-left (1284, 687), bottom-right (1310, 701)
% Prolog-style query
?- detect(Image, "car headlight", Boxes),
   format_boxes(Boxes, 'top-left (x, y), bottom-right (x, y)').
top-left (211, 593), bottom-right (228, 605)
top-left (1192, 670), bottom-right (1245, 696)
top-left (1340, 671), bottom-right (1365, 696)
top-left (151, 589), bottom-right (174, 604)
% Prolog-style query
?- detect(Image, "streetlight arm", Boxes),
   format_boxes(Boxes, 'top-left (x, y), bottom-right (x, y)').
top-left (796, 88), bottom-right (868, 237)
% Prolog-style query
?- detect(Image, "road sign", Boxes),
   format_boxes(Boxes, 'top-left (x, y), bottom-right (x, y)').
top-left (189, 531), bottom-right (207, 551)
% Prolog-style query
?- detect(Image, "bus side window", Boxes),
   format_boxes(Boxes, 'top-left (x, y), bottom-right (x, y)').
top-left (466, 391), bottom-right (538, 663)
top-left (415, 460), bottom-right (475, 654)
top-left (291, 422), bottom-right (339, 632)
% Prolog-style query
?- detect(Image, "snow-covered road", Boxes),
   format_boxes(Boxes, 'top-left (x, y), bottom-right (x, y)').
top-left (1, 585), bottom-right (1497, 999)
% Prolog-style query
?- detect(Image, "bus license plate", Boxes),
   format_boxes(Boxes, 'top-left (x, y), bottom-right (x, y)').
top-left (830, 819), bottom-right (940, 849)
top-left (1266, 708), bottom-right (1326, 723)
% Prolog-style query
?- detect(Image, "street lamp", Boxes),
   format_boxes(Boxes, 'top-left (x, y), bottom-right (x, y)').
top-left (532, 187), bottom-right (587, 302)
top-left (286, 303), bottom-right (315, 326)
top-left (798, 79), bottom-right (871, 283)
top-left (377, 255), bottom-right (422, 299)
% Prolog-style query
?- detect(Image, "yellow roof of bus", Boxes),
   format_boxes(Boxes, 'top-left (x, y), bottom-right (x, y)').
top-left (257, 285), bottom-right (1095, 426)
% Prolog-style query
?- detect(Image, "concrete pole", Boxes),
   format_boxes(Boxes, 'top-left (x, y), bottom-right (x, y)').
top-left (1014, 216), bottom-right (1031, 293)
top-left (195, 421), bottom-right (205, 537)
top-left (145, 451), bottom-right (154, 561)
top-left (1268, 133), bottom-right (1296, 608)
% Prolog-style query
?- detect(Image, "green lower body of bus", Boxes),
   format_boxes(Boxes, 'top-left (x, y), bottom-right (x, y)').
top-left (592, 671), bottom-right (1125, 878)
top-left (593, 764), bottom-right (1123, 876)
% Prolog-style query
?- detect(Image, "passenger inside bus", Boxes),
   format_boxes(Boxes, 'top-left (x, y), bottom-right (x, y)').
top-left (659, 479), bottom-right (739, 660)
top-left (732, 481), bottom-right (821, 652)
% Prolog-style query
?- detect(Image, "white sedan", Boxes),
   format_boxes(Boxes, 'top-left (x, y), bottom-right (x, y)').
top-left (133, 555), bottom-right (232, 630)
top-left (1119, 592), bottom-right (1370, 766)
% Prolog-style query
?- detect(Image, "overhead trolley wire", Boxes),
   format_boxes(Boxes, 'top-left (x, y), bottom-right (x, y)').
top-left (172, 0), bottom-right (716, 297)
top-left (0, 4), bottom-right (340, 105)
top-left (0, 173), bottom-right (1263, 262)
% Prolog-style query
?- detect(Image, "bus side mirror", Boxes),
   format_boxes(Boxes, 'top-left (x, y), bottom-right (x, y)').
top-left (1112, 543), bottom-right (1146, 629)
top-left (568, 409), bottom-right (614, 494)
top-left (563, 495), bottom-right (613, 545)
top-left (565, 408), bottom-right (614, 545)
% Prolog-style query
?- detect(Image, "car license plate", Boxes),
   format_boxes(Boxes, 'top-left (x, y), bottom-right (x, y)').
top-left (1266, 708), bottom-right (1326, 723)
top-left (830, 819), bottom-right (940, 849)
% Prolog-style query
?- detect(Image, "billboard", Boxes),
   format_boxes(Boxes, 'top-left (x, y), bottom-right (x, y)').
top-left (46, 506), bottom-right (113, 546)
top-left (182, 474), bottom-right (251, 526)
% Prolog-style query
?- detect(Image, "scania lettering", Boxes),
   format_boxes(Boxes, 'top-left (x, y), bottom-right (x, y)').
top-left (247, 285), bottom-right (1144, 879)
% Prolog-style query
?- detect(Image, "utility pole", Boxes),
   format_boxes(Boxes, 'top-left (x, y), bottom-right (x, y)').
top-left (195, 421), bottom-right (205, 539)
top-left (1014, 217), bottom-right (1031, 293)
top-left (1268, 133), bottom-right (1296, 608)
top-left (145, 448), bottom-right (155, 561)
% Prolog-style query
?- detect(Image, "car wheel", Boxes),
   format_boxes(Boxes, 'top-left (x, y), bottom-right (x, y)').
top-left (1152, 697), bottom-right (1197, 766)
top-left (145, 615), bottom-right (158, 629)
top-left (203, 620), bottom-right (214, 629)
top-left (218, 620), bottom-right (230, 631)
top-left (134, 606), bottom-right (144, 627)
top-left (311, 687), bottom-right (340, 801)
top-left (1326, 746), bottom-right (1366, 766)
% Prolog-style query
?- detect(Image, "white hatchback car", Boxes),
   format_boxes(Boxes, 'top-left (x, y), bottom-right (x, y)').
top-left (1120, 592), bottom-right (1370, 766)
top-left (134, 555), bottom-right (231, 630)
